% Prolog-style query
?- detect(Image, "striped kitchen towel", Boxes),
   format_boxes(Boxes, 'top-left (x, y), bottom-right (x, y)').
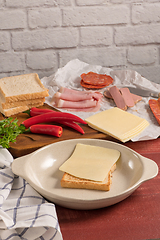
top-left (0, 147), bottom-right (63, 240)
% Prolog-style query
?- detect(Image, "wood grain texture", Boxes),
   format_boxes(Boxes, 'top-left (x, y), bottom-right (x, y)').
top-left (0, 104), bottom-right (115, 158)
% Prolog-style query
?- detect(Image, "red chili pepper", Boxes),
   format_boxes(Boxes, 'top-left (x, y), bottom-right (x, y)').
top-left (24, 107), bottom-right (54, 117)
top-left (22, 111), bottom-right (87, 129)
top-left (24, 107), bottom-right (85, 134)
top-left (58, 120), bottom-right (84, 134)
top-left (26, 124), bottom-right (63, 137)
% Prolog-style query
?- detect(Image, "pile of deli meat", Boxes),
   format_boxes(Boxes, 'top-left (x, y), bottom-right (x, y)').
top-left (51, 72), bottom-right (113, 112)
top-left (80, 71), bottom-right (114, 89)
top-left (52, 87), bottom-right (103, 112)
top-left (51, 72), bottom-right (143, 113)
top-left (104, 86), bottom-right (142, 111)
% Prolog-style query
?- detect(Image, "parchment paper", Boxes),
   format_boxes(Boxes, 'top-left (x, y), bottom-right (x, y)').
top-left (41, 59), bottom-right (160, 142)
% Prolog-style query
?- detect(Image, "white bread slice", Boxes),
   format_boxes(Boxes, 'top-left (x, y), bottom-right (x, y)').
top-left (0, 73), bottom-right (49, 103)
top-left (0, 102), bottom-right (44, 117)
top-left (61, 163), bottom-right (116, 191)
top-left (0, 97), bottom-right (45, 109)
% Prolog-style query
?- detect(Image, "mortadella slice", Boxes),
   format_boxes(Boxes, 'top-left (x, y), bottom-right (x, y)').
top-left (103, 89), bottom-right (113, 99)
top-left (104, 87), bottom-right (142, 105)
top-left (120, 88), bottom-right (135, 107)
top-left (109, 86), bottom-right (127, 110)
top-left (131, 93), bottom-right (142, 104)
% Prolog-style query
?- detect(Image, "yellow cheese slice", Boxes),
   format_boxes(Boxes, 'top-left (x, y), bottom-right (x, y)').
top-left (85, 107), bottom-right (149, 143)
top-left (59, 143), bottom-right (120, 182)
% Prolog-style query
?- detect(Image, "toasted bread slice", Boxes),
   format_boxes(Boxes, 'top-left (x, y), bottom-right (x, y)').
top-left (61, 163), bottom-right (116, 191)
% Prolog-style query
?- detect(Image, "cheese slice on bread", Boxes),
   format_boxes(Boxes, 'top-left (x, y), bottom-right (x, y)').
top-left (59, 143), bottom-right (120, 191)
top-left (61, 163), bottom-right (116, 191)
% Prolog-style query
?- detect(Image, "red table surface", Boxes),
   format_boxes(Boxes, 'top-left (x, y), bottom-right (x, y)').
top-left (56, 138), bottom-right (160, 240)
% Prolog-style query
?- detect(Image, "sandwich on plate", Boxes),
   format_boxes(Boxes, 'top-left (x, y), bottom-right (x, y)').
top-left (59, 143), bottom-right (120, 191)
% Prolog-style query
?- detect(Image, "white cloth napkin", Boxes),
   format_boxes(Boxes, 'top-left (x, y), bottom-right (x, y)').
top-left (0, 147), bottom-right (63, 240)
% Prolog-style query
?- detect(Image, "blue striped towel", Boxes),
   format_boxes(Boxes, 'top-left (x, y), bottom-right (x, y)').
top-left (0, 147), bottom-right (63, 240)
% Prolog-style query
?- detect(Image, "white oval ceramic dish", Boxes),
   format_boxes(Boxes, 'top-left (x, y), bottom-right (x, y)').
top-left (11, 139), bottom-right (158, 210)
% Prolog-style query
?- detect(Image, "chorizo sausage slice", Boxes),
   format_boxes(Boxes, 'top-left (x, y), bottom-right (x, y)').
top-left (149, 99), bottom-right (160, 125)
top-left (80, 79), bottom-right (106, 89)
top-left (80, 71), bottom-right (113, 88)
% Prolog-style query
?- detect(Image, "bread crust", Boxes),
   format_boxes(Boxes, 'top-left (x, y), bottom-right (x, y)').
top-left (0, 102), bottom-right (44, 117)
top-left (0, 73), bottom-right (48, 116)
top-left (0, 97), bottom-right (45, 109)
top-left (0, 73), bottom-right (49, 103)
top-left (1, 91), bottom-right (49, 103)
top-left (61, 163), bottom-right (116, 191)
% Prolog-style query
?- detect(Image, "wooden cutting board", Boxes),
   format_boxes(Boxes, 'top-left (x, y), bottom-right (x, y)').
top-left (0, 104), bottom-right (115, 158)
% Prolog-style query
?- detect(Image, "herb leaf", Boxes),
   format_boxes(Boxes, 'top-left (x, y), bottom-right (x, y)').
top-left (0, 117), bottom-right (25, 148)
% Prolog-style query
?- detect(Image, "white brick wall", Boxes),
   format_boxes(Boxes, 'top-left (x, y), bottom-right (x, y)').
top-left (0, 0), bottom-right (160, 84)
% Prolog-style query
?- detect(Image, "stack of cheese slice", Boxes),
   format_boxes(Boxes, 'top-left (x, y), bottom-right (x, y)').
top-left (85, 107), bottom-right (149, 143)
top-left (59, 143), bottom-right (120, 191)
top-left (0, 73), bottom-right (49, 117)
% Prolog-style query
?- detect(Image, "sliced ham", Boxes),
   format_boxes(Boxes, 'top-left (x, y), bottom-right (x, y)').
top-left (59, 87), bottom-right (74, 94)
top-left (109, 86), bottom-right (127, 110)
top-left (59, 87), bottom-right (90, 95)
top-left (53, 98), bottom-right (98, 109)
top-left (58, 87), bottom-right (92, 100)
top-left (52, 87), bottom-right (103, 112)
top-left (54, 91), bottom-right (98, 102)
top-left (92, 92), bottom-right (103, 101)
top-left (57, 87), bottom-right (103, 101)
top-left (120, 88), bottom-right (135, 107)
top-left (61, 101), bottom-right (101, 112)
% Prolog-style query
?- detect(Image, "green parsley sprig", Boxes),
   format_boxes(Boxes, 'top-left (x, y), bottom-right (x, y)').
top-left (0, 117), bottom-right (25, 148)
